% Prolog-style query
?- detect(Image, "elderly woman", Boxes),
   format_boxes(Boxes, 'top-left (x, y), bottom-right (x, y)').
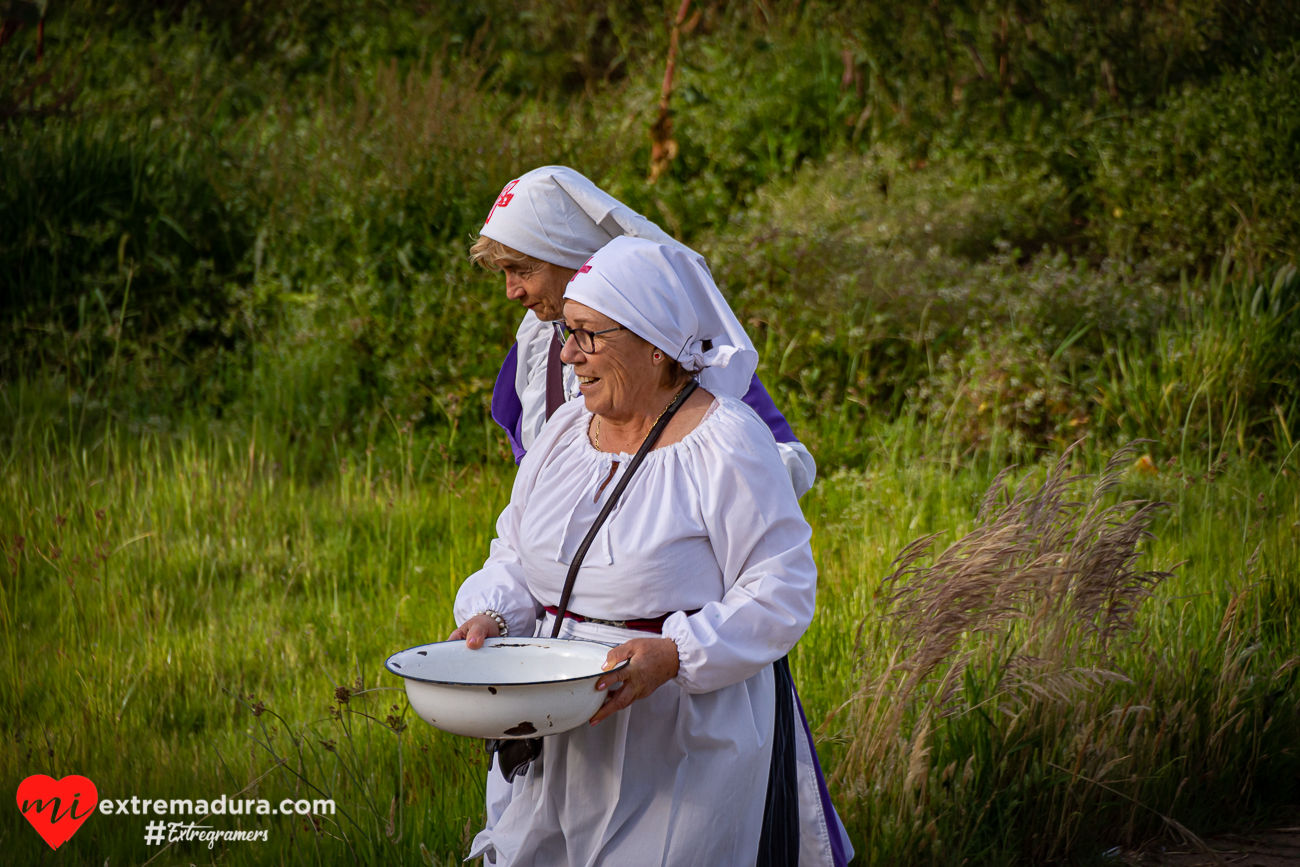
top-left (471, 165), bottom-right (817, 498)
top-left (449, 237), bottom-right (853, 866)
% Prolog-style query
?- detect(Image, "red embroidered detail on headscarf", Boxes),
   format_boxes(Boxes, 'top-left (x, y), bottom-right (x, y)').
top-left (568, 259), bottom-right (595, 282)
top-left (484, 179), bottom-right (520, 225)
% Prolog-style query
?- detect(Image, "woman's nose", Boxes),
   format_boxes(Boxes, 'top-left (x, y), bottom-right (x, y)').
top-left (504, 273), bottom-right (526, 300)
top-left (559, 334), bottom-right (584, 364)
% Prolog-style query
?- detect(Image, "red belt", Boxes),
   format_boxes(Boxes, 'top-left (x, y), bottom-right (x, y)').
top-left (543, 605), bottom-right (699, 634)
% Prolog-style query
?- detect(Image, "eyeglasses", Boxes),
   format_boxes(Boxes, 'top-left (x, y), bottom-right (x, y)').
top-left (558, 323), bottom-right (625, 353)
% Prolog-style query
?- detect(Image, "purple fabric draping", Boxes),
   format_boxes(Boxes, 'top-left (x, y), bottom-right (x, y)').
top-left (490, 343), bottom-right (528, 464)
top-left (741, 373), bottom-right (798, 444)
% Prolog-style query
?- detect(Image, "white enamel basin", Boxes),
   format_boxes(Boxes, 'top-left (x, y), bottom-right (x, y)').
top-left (384, 637), bottom-right (626, 739)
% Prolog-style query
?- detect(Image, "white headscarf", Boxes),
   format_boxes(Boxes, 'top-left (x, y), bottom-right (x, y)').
top-left (563, 236), bottom-right (758, 399)
top-left (478, 166), bottom-right (706, 272)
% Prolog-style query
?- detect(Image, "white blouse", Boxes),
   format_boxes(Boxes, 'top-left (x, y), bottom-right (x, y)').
top-left (454, 393), bottom-right (817, 694)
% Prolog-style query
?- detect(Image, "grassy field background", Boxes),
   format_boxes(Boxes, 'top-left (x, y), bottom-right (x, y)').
top-left (3, 1), bottom-right (1300, 864)
top-left (3, 403), bottom-right (1297, 864)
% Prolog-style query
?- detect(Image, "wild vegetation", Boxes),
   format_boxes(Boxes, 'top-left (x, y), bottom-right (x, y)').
top-left (2, 1), bottom-right (1298, 864)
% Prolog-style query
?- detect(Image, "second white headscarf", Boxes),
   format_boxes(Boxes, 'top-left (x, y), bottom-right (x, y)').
top-left (478, 166), bottom-right (706, 272)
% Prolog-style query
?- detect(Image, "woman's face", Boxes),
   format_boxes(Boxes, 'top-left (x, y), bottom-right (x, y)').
top-left (560, 300), bottom-right (663, 422)
top-left (502, 262), bottom-right (574, 322)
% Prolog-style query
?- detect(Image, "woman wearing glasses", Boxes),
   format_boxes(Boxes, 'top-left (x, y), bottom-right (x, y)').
top-left (449, 237), bottom-right (853, 867)
top-left (470, 166), bottom-right (816, 499)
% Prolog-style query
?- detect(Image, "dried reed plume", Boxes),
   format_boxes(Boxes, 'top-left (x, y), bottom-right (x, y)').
top-left (837, 441), bottom-right (1174, 790)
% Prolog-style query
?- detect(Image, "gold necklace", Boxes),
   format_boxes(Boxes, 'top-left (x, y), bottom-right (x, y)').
top-left (595, 382), bottom-right (691, 452)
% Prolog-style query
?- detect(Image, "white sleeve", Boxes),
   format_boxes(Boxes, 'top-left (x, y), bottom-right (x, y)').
top-left (661, 416), bottom-right (817, 694)
top-left (775, 440), bottom-right (817, 499)
top-left (515, 313), bottom-right (553, 451)
top-left (453, 471), bottom-right (542, 639)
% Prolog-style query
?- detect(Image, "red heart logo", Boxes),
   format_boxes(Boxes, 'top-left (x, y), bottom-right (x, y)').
top-left (16, 774), bottom-right (98, 850)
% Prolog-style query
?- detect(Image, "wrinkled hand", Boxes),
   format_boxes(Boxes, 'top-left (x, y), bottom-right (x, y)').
top-left (446, 614), bottom-right (501, 649)
top-left (590, 638), bottom-right (680, 725)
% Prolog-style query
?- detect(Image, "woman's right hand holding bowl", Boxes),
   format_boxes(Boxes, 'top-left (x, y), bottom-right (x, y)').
top-left (447, 614), bottom-right (502, 649)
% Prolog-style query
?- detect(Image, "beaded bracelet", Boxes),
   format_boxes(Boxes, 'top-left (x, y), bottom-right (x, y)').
top-left (474, 610), bottom-right (509, 638)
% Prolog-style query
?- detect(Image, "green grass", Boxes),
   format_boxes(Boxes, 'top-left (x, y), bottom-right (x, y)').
top-left (813, 444), bottom-right (1300, 863)
top-left (2, 404), bottom-right (1296, 864)
top-left (1, 408), bottom-right (514, 863)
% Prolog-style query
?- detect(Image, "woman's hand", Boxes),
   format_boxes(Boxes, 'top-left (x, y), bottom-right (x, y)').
top-left (590, 637), bottom-right (680, 725)
top-left (446, 614), bottom-right (502, 649)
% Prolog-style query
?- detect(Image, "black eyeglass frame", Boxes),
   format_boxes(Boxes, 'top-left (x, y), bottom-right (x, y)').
top-left (558, 323), bottom-right (626, 353)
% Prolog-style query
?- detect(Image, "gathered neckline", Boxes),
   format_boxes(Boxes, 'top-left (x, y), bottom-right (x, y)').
top-left (578, 397), bottom-right (722, 460)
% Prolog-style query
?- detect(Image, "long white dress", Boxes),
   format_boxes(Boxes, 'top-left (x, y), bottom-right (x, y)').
top-left (454, 395), bottom-right (830, 867)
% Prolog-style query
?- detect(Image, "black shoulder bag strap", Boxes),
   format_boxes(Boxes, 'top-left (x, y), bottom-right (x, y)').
top-left (489, 379), bottom-right (699, 781)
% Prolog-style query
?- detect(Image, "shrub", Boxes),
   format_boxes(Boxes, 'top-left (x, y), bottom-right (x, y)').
top-left (703, 149), bottom-right (1170, 460)
top-left (914, 330), bottom-right (1091, 459)
top-left (3, 1), bottom-right (1299, 466)
top-left (1087, 46), bottom-right (1300, 274)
